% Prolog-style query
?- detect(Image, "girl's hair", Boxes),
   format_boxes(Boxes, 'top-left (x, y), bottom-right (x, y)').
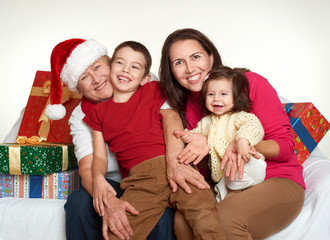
top-left (201, 66), bottom-right (252, 114)
top-left (159, 28), bottom-right (223, 126)
top-left (110, 41), bottom-right (152, 76)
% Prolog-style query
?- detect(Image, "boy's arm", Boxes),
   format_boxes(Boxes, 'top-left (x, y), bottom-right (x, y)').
top-left (92, 130), bottom-right (139, 240)
top-left (92, 130), bottom-right (116, 216)
top-left (160, 109), bottom-right (209, 194)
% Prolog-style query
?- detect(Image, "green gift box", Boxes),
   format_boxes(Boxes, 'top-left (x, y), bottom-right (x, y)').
top-left (0, 143), bottom-right (78, 175)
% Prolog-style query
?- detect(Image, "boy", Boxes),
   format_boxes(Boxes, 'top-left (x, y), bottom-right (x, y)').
top-left (84, 41), bottom-right (223, 240)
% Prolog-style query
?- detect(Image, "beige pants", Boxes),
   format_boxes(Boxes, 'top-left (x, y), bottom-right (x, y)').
top-left (108, 156), bottom-right (225, 240)
top-left (175, 177), bottom-right (304, 240)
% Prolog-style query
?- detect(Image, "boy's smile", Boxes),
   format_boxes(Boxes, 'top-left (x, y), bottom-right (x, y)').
top-left (110, 46), bottom-right (150, 102)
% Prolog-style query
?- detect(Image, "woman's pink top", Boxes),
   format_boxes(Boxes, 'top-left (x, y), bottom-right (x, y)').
top-left (186, 72), bottom-right (305, 189)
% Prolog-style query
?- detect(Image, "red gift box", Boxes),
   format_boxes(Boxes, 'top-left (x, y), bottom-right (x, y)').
top-left (17, 71), bottom-right (82, 143)
top-left (283, 102), bottom-right (330, 164)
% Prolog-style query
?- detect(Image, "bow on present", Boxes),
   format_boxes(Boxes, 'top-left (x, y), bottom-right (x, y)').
top-left (16, 136), bottom-right (46, 144)
top-left (29, 80), bottom-right (81, 141)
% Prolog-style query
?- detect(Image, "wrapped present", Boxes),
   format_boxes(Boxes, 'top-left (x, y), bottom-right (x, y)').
top-left (0, 169), bottom-right (80, 199)
top-left (283, 102), bottom-right (330, 164)
top-left (17, 71), bottom-right (82, 143)
top-left (0, 143), bottom-right (77, 175)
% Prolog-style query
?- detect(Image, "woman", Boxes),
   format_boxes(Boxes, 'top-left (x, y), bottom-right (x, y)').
top-left (159, 28), bottom-right (305, 239)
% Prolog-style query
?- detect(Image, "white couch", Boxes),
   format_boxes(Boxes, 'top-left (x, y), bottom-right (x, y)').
top-left (1, 100), bottom-right (330, 240)
top-left (1, 147), bottom-right (330, 240)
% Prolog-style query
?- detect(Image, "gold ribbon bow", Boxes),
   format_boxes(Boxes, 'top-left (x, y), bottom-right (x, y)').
top-left (29, 80), bottom-right (81, 140)
top-left (16, 136), bottom-right (46, 144)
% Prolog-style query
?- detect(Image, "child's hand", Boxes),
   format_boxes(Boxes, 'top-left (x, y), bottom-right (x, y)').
top-left (174, 130), bottom-right (209, 165)
top-left (237, 138), bottom-right (260, 163)
top-left (250, 146), bottom-right (261, 159)
top-left (174, 128), bottom-right (192, 143)
top-left (93, 174), bottom-right (117, 217)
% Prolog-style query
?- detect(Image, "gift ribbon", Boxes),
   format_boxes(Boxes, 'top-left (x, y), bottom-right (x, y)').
top-left (284, 103), bottom-right (318, 153)
top-left (16, 136), bottom-right (46, 144)
top-left (3, 170), bottom-right (80, 199)
top-left (29, 80), bottom-right (81, 141)
top-left (8, 143), bottom-right (69, 174)
top-left (289, 117), bottom-right (317, 153)
top-left (29, 175), bottom-right (43, 198)
top-left (8, 145), bottom-right (21, 175)
top-left (283, 103), bottom-right (294, 114)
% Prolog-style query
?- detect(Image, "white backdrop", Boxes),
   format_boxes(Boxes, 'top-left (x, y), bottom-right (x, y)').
top-left (1, 0), bottom-right (329, 158)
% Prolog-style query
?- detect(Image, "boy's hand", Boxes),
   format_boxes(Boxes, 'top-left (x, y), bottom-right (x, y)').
top-left (93, 174), bottom-right (117, 217)
top-left (102, 193), bottom-right (139, 240)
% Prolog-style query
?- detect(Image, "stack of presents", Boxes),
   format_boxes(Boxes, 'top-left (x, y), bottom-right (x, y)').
top-left (0, 71), bottom-right (81, 199)
top-left (1, 71), bottom-right (330, 200)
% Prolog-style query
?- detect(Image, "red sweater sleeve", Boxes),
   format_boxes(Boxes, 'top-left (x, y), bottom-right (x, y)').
top-left (246, 72), bottom-right (295, 162)
top-left (83, 101), bottom-right (106, 132)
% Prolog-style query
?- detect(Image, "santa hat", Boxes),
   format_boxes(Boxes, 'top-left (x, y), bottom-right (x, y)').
top-left (45, 38), bottom-right (107, 120)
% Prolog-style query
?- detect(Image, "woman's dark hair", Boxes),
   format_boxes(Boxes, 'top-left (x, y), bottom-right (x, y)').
top-left (159, 28), bottom-right (223, 126)
top-left (110, 41), bottom-right (152, 76)
top-left (201, 66), bottom-right (252, 114)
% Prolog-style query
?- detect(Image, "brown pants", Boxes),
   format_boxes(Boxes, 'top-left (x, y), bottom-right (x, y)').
top-left (108, 156), bottom-right (225, 240)
top-left (175, 177), bottom-right (305, 240)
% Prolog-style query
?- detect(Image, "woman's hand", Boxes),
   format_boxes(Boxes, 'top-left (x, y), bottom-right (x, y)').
top-left (161, 110), bottom-right (209, 193)
top-left (167, 160), bottom-right (210, 194)
top-left (221, 141), bottom-right (243, 181)
top-left (174, 129), bottom-right (209, 165)
top-left (221, 141), bottom-right (261, 181)
top-left (93, 174), bottom-right (117, 217)
top-left (102, 192), bottom-right (139, 240)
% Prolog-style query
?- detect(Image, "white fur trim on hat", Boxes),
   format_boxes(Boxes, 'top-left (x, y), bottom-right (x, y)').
top-left (45, 104), bottom-right (66, 120)
top-left (60, 39), bottom-right (107, 92)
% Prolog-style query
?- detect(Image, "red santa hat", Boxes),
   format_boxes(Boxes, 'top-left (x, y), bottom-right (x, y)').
top-left (45, 38), bottom-right (107, 120)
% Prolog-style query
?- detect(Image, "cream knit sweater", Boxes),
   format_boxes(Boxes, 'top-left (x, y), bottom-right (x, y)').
top-left (191, 111), bottom-right (265, 182)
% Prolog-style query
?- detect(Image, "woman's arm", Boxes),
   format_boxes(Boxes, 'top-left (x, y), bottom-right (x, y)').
top-left (78, 154), bottom-right (93, 196)
top-left (255, 139), bottom-right (280, 159)
top-left (247, 72), bottom-right (295, 162)
top-left (69, 106), bottom-right (97, 195)
top-left (160, 109), bottom-right (209, 194)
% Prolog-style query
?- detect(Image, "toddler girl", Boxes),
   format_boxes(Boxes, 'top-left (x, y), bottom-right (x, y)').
top-left (177, 66), bottom-right (267, 201)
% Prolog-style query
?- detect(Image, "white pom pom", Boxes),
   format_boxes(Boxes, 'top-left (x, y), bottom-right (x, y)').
top-left (45, 104), bottom-right (66, 120)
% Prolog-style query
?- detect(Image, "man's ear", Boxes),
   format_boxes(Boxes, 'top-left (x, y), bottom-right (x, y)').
top-left (140, 74), bottom-right (151, 86)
